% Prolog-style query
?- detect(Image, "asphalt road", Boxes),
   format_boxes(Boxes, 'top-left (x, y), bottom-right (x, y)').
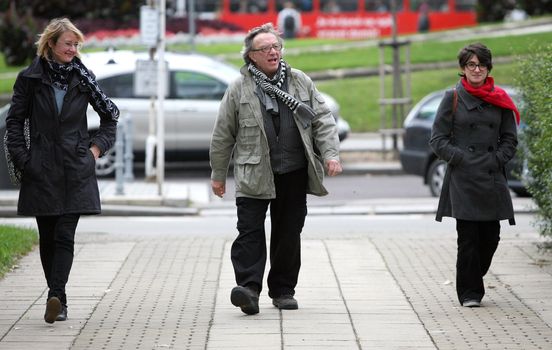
top-left (157, 164), bottom-right (433, 202)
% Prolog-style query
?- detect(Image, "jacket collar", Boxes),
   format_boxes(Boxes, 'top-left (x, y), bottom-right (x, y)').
top-left (456, 81), bottom-right (485, 111)
top-left (240, 62), bottom-right (297, 97)
top-left (22, 56), bottom-right (81, 89)
top-left (21, 56), bottom-right (45, 80)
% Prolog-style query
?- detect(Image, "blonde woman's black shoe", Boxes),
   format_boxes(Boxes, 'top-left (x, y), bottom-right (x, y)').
top-left (44, 297), bottom-right (61, 324)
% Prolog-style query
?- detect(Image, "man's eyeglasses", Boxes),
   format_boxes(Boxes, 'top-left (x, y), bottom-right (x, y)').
top-left (466, 62), bottom-right (488, 71)
top-left (251, 43), bottom-right (283, 53)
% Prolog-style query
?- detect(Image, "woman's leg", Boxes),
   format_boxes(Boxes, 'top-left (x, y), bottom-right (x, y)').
top-left (37, 214), bottom-right (79, 323)
top-left (50, 214), bottom-right (80, 306)
top-left (456, 219), bottom-right (485, 304)
top-left (36, 216), bottom-right (58, 295)
top-left (479, 221), bottom-right (500, 276)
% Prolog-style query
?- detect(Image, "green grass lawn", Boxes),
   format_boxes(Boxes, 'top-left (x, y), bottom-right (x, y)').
top-left (0, 225), bottom-right (38, 279)
top-left (224, 31), bottom-right (552, 72)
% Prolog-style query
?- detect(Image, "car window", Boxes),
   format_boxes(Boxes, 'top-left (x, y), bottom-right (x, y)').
top-left (171, 71), bottom-right (227, 100)
top-left (416, 94), bottom-right (443, 121)
top-left (98, 74), bottom-right (134, 98)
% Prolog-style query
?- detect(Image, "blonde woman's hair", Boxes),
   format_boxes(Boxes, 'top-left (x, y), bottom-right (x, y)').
top-left (36, 18), bottom-right (84, 60)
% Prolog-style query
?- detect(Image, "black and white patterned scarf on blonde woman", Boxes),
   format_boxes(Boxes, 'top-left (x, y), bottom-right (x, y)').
top-left (248, 59), bottom-right (315, 128)
top-left (46, 56), bottom-right (119, 121)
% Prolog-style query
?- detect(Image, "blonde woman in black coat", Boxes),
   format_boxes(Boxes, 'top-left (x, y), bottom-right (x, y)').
top-left (430, 43), bottom-right (519, 308)
top-left (5, 18), bottom-right (118, 323)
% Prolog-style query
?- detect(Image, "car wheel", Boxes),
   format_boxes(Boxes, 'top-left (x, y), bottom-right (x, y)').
top-left (427, 159), bottom-right (446, 197)
top-left (95, 147), bottom-right (116, 176)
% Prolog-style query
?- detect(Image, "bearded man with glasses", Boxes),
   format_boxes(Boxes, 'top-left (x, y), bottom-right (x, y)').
top-left (210, 23), bottom-right (342, 315)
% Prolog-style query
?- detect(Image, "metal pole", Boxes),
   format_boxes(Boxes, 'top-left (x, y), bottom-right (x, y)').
top-left (390, 0), bottom-right (402, 152)
top-left (390, 0), bottom-right (398, 39)
top-left (144, 10), bottom-right (156, 181)
top-left (176, 0), bottom-right (185, 16)
top-left (157, 0), bottom-right (166, 197)
top-left (123, 113), bottom-right (134, 181)
top-left (115, 122), bottom-right (125, 195)
top-left (188, 0), bottom-right (196, 52)
top-left (378, 45), bottom-right (386, 153)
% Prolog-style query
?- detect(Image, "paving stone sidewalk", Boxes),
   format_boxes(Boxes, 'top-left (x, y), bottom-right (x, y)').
top-left (0, 229), bottom-right (551, 349)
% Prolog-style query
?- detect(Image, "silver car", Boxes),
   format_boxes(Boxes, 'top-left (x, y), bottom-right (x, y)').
top-left (81, 50), bottom-right (350, 175)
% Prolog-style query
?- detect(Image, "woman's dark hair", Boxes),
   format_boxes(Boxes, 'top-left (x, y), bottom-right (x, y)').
top-left (457, 43), bottom-right (493, 75)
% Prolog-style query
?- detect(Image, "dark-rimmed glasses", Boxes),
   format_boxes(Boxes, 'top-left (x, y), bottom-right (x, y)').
top-left (466, 62), bottom-right (488, 71)
top-left (251, 43), bottom-right (283, 53)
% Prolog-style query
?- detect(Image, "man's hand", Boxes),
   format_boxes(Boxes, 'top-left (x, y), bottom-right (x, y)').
top-left (211, 180), bottom-right (226, 198)
top-left (325, 159), bottom-right (342, 177)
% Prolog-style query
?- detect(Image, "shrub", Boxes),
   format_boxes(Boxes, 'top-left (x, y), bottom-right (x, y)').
top-left (476, 0), bottom-right (514, 22)
top-left (516, 44), bottom-right (552, 237)
top-left (0, 6), bottom-right (39, 66)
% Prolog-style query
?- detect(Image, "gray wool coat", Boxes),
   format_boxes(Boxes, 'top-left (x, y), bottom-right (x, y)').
top-left (429, 82), bottom-right (518, 225)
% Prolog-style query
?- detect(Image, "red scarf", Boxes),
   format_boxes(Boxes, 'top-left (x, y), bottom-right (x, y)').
top-left (461, 77), bottom-right (520, 125)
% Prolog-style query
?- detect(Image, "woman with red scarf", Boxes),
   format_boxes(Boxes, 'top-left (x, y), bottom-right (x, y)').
top-left (430, 43), bottom-right (519, 308)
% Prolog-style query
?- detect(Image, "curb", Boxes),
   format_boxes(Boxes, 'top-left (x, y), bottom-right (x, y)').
top-left (342, 161), bottom-right (403, 175)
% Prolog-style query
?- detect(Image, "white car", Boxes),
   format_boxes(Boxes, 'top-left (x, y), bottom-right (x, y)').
top-left (81, 50), bottom-right (350, 175)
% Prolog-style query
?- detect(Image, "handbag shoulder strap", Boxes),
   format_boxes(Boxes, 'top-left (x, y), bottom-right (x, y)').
top-left (450, 88), bottom-right (457, 139)
top-left (452, 88), bottom-right (458, 115)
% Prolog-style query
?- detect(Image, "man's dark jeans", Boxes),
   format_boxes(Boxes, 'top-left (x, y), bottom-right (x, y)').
top-left (232, 168), bottom-right (307, 298)
top-left (456, 219), bottom-right (500, 304)
top-left (36, 214), bottom-right (80, 306)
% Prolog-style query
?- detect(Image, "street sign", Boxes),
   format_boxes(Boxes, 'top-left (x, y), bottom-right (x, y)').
top-left (140, 5), bottom-right (158, 47)
top-left (134, 59), bottom-right (168, 97)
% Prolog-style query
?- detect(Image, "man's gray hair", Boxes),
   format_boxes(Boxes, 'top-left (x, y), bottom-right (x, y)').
top-left (241, 23), bottom-right (283, 65)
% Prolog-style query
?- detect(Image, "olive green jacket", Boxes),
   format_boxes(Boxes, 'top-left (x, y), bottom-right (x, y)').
top-left (209, 65), bottom-right (340, 199)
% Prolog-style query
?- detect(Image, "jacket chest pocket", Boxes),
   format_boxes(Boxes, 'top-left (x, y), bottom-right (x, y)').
top-left (66, 82), bottom-right (91, 108)
top-left (238, 118), bottom-right (261, 145)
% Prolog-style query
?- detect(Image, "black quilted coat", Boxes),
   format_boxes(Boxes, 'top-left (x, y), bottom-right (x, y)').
top-left (5, 57), bottom-right (117, 216)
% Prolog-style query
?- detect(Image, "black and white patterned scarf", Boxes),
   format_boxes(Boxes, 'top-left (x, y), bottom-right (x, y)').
top-left (248, 59), bottom-right (315, 128)
top-left (47, 57), bottom-right (119, 121)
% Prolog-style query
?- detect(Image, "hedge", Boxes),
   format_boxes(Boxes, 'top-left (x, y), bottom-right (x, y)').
top-left (516, 43), bottom-right (552, 237)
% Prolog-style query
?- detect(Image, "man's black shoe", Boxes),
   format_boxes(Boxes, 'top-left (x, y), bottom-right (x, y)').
top-left (56, 305), bottom-right (68, 321)
top-left (231, 286), bottom-right (259, 315)
top-left (44, 297), bottom-right (61, 324)
top-left (272, 295), bottom-right (298, 310)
